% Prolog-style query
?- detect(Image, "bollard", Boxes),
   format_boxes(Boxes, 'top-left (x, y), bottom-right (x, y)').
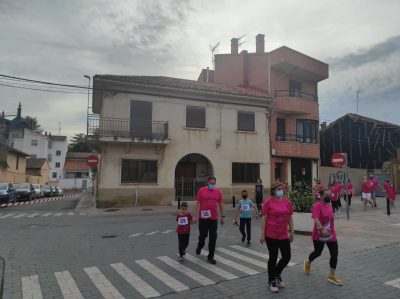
top-left (387, 197), bottom-right (390, 216)
top-left (232, 196), bottom-right (235, 208)
top-left (177, 197), bottom-right (181, 210)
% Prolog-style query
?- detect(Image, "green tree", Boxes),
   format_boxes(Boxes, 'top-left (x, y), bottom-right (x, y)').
top-left (25, 116), bottom-right (43, 133)
top-left (68, 133), bottom-right (93, 152)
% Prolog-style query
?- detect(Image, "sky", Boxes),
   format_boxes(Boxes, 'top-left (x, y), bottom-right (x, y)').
top-left (1, 0), bottom-right (399, 141)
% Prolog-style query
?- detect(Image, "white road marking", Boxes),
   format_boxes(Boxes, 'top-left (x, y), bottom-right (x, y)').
top-left (385, 278), bottom-right (400, 288)
top-left (161, 230), bottom-right (174, 234)
top-left (146, 231), bottom-right (159, 236)
top-left (84, 266), bottom-right (124, 298)
top-left (21, 275), bottom-right (43, 299)
top-left (54, 271), bottom-right (84, 299)
top-left (129, 233), bottom-right (143, 238)
top-left (111, 263), bottom-right (160, 298)
top-left (27, 213), bottom-right (40, 218)
top-left (67, 212), bottom-right (74, 216)
top-left (135, 259), bottom-right (189, 292)
top-left (230, 245), bottom-right (296, 266)
top-left (54, 213), bottom-right (63, 216)
top-left (201, 250), bottom-right (259, 275)
top-left (158, 256), bottom-right (215, 286)
top-left (217, 247), bottom-right (266, 268)
top-left (14, 213), bottom-right (28, 218)
top-left (0, 213), bottom-right (15, 219)
top-left (185, 254), bottom-right (238, 280)
top-left (42, 213), bottom-right (53, 217)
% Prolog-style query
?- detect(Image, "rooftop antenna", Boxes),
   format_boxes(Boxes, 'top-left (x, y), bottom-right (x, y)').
top-left (238, 35), bottom-right (247, 49)
top-left (58, 122), bottom-right (61, 135)
top-left (209, 42), bottom-right (220, 69)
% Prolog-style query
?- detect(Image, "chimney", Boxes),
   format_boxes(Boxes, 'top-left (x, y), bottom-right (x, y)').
top-left (231, 38), bottom-right (239, 54)
top-left (321, 122), bottom-right (327, 130)
top-left (17, 102), bottom-right (22, 117)
top-left (256, 34), bottom-right (265, 53)
top-left (206, 67), bottom-right (210, 83)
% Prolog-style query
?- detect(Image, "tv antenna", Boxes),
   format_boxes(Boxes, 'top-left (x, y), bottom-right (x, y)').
top-left (209, 42), bottom-right (220, 69)
top-left (238, 35), bottom-right (247, 49)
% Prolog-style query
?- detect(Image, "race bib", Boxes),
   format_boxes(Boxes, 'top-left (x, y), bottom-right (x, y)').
top-left (201, 210), bottom-right (211, 218)
top-left (178, 217), bottom-right (188, 225)
top-left (319, 223), bottom-right (332, 241)
top-left (241, 205), bottom-right (250, 211)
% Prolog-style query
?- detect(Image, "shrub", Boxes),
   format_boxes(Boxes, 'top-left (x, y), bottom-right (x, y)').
top-left (288, 181), bottom-right (316, 213)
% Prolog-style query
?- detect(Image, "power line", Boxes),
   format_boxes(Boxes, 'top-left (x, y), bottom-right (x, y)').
top-left (0, 82), bottom-right (92, 94)
top-left (0, 74), bottom-right (92, 89)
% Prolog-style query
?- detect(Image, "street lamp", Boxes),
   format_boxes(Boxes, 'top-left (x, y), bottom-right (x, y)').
top-left (356, 89), bottom-right (361, 115)
top-left (84, 75), bottom-right (91, 135)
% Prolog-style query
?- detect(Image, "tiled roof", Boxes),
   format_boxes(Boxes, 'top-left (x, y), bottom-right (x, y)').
top-left (64, 160), bottom-right (90, 171)
top-left (49, 135), bottom-right (67, 141)
top-left (66, 152), bottom-right (95, 159)
top-left (95, 75), bottom-right (268, 98)
top-left (26, 158), bottom-right (47, 169)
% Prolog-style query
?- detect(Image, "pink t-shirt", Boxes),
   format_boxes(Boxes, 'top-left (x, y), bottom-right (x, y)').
top-left (388, 187), bottom-right (397, 200)
top-left (196, 186), bottom-right (223, 220)
top-left (330, 185), bottom-right (341, 201)
top-left (176, 213), bottom-right (192, 234)
top-left (362, 181), bottom-right (372, 193)
top-left (262, 196), bottom-right (293, 240)
top-left (383, 182), bottom-right (391, 193)
top-left (370, 179), bottom-right (379, 191)
top-left (311, 201), bottom-right (337, 242)
top-left (342, 182), bottom-right (353, 194)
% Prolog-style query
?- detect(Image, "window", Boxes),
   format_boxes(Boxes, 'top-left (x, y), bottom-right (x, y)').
top-left (186, 106), bottom-right (206, 128)
top-left (48, 142), bottom-right (53, 149)
top-left (52, 172), bottom-right (57, 178)
top-left (66, 172), bottom-right (75, 179)
top-left (31, 140), bottom-right (38, 146)
top-left (76, 172), bottom-right (82, 178)
top-left (289, 79), bottom-right (302, 97)
top-left (296, 119), bottom-right (318, 143)
top-left (232, 163), bottom-right (260, 183)
top-left (121, 160), bottom-right (158, 183)
top-left (48, 154), bottom-right (52, 162)
top-left (55, 162), bottom-right (60, 168)
top-left (56, 150), bottom-right (61, 156)
top-left (277, 118), bottom-right (286, 140)
top-left (237, 111), bottom-right (255, 132)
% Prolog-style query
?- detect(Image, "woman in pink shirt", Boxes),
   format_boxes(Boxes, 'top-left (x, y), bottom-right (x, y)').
top-left (304, 189), bottom-right (342, 286)
top-left (313, 180), bottom-right (324, 200)
top-left (329, 182), bottom-right (341, 213)
top-left (361, 176), bottom-right (374, 210)
top-left (342, 179), bottom-right (353, 207)
top-left (259, 181), bottom-right (294, 293)
top-left (388, 184), bottom-right (397, 208)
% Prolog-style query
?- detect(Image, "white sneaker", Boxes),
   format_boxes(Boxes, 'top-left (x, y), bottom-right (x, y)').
top-left (276, 275), bottom-right (285, 288)
top-left (267, 280), bottom-right (279, 293)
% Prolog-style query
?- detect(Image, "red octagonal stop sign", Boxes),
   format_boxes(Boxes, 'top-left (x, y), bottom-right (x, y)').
top-left (331, 153), bottom-right (346, 168)
top-left (87, 154), bottom-right (99, 167)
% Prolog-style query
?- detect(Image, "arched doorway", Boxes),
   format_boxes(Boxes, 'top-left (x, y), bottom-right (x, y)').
top-left (175, 154), bottom-right (214, 200)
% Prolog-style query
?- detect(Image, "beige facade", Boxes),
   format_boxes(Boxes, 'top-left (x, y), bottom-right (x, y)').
top-left (91, 76), bottom-right (271, 207)
top-left (0, 146), bottom-right (28, 184)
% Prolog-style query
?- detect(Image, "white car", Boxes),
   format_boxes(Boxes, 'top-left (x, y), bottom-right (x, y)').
top-left (32, 184), bottom-right (44, 198)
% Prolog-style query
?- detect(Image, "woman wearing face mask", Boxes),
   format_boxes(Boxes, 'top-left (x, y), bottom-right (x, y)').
top-left (304, 189), bottom-right (342, 286)
top-left (259, 180), bottom-right (294, 293)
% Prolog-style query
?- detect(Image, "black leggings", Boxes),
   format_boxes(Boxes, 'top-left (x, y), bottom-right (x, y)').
top-left (309, 240), bottom-right (338, 269)
top-left (266, 237), bottom-right (291, 282)
top-left (198, 219), bottom-right (218, 259)
top-left (343, 193), bottom-right (352, 206)
top-left (239, 218), bottom-right (251, 241)
top-left (178, 233), bottom-right (190, 257)
top-left (256, 197), bottom-right (262, 213)
top-left (331, 201), bottom-right (340, 212)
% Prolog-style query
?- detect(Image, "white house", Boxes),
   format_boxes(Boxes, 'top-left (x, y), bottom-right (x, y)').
top-left (59, 152), bottom-right (94, 190)
top-left (89, 75), bottom-right (272, 207)
top-left (47, 135), bottom-right (68, 182)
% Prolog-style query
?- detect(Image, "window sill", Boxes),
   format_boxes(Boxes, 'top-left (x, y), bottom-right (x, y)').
top-left (184, 127), bottom-right (209, 131)
top-left (235, 130), bottom-right (257, 134)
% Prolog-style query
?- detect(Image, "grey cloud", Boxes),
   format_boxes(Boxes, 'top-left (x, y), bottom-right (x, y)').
top-left (329, 35), bottom-right (400, 71)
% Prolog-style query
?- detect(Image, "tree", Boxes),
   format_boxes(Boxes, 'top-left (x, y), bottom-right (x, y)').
top-left (25, 116), bottom-right (43, 133)
top-left (68, 133), bottom-right (93, 152)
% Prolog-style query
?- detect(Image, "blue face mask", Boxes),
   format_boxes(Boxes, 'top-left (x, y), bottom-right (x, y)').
top-left (208, 184), bottom-right (215, 191)
top-left (276, 190), bottom-right (284, 198)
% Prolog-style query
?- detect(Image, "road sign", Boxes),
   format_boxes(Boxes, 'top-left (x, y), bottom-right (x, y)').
top-left (331, 153), bottom-right (346, 168)
top-left (86, 155), bottom-right (99, 167)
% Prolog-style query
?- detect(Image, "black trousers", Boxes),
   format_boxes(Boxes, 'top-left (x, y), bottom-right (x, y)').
top-left (256, 196), bottom-right (262, 213)
top-left (331, 201), bottom-right (340, 212)
top-left (198, 219), bottom-right (218, 259)
top-left (266, 237), bottom-right (291, 282)
top-left (309, 240), bottom-right (338, 269)
top-left (343, 193), bottom-right (352, 206)
top-left (178, 233), bottom-right (190, 257)
top-left (239, 218), bottom-right (251, 241)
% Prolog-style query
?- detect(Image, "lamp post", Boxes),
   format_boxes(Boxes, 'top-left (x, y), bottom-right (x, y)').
top-left (84, 75), bottom-right (91, 135)
top-left (356, 89), bottom-right (360, 114)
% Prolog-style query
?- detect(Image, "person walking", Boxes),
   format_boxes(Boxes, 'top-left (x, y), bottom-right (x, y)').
top-left (304, 189), bottom-right (342, 286)
top-left (176, 202), bottom-right (193, 262)
top-left (342, 179), bottom-right (353, 207)
top-left (234, 190), bottom-right (259, 247)
top-left (259, 181), bottom-right (294, 293)
top-left (330, 181), bottom-right (341, 213)
top-left (313, 179), bottom-right (324, 200)
top-left (388, 183), bottom-right (397, 208)
top-left (254, 178), bottom-right (264, 214)
top-left (361, 176), bottom-right (374, 210)
top-left (369, 175), bottom-right (379, 207)
top-left (193, 176), bottom-right (224, 265)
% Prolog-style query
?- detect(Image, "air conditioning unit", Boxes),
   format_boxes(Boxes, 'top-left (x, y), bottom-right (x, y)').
top-left (272, 148), bottom-right (276, 155)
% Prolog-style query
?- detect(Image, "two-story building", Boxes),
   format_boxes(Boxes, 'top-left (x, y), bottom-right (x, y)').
top-left (89, 76), bottom-right (271, 207)
top-left (201, 34), bottom-right (329, 186)
top-left (47, 135), bottom-right (68, 183)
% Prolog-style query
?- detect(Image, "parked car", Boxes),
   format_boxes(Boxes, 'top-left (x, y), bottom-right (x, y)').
top-left (58, 188), bottom-right (64, 196)
top-left (32, 184), bottom-right (44, 198)
top-left (53, 187), bottom-right (60, 197)
top-left (43, 185), bottom-right (54, 197)
top-left (14, 183), bottom-right (35, 201)
top-left (0, 183), bottom-right (17, 204)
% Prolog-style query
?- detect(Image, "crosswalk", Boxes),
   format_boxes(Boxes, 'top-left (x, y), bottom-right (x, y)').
top-left (15, 245), bottom-right (298, 299)
top-left (0, 212), bottom-right (85, 220)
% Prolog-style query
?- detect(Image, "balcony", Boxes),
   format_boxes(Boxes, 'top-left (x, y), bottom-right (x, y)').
top-left (88, 115), bottom-right (169, 144)
top-left (274, 90), bottom-right (318, 116)
top-left (273, 134), bottom-right (319, 159)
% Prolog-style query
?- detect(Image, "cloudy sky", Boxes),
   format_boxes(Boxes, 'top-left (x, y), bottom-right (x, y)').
top-left (1, 0), bottom-right (399, 140)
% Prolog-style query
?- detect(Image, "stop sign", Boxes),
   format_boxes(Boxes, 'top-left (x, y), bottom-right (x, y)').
top-left (331, 153), bottom-right (346, 168)
top-left (87, 154), bottom-right (99, 167)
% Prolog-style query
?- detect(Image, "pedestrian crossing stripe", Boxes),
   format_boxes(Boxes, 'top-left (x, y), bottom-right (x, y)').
top-left (18, 246), bottom-right (297, 298)
top-left (385, 278), bottom-right (400, 289)
top-left (0, 212), bottom-right (86, 219)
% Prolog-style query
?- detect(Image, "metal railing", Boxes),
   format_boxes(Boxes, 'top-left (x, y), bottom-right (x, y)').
top-left (276, 134), bottom-right (317, 144)
top-left (175, 178), bottom-right (208, 200)
top-left (274, 90), bottom-right (318, 101)
top-left (88, 115), bottom-right (168, 139)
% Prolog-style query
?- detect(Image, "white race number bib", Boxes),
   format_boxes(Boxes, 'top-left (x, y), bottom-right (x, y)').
top-left (241, 205), bottom-right (250, 211)
top-left (201, 210), bottom-right (211, 218)
top-left (178, 217), bottom-right (188, 225)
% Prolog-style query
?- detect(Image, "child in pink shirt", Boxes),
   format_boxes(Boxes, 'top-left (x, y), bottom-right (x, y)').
top-left (176, 202), bottom-right (194, 262)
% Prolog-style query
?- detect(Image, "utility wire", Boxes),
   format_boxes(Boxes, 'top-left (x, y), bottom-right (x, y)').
top-left (0, 82), bottom-right (91, 94)
top-left (0, 74), bottom-right (92, 89)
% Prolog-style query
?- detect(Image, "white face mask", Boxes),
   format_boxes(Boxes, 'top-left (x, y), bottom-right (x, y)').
top-left (276, 190), bottom-right (284, 198)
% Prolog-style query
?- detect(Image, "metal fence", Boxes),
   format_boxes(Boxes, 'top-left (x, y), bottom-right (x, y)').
top-left (175, 178), bottom-right (208, 200)
top-left (274, 90), bottom-right (318, 101)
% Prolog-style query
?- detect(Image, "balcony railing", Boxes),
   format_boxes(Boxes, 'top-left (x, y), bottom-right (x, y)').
top-left (276, 134), bottom-right (317, 144)
top-left (88, 115), bottom-right (168, 140)
top-left (274, 90), bottom-right (318, 101)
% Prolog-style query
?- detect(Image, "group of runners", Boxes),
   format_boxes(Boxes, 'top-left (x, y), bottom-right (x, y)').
top-left (175, 176), bottom-right (346, 293)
